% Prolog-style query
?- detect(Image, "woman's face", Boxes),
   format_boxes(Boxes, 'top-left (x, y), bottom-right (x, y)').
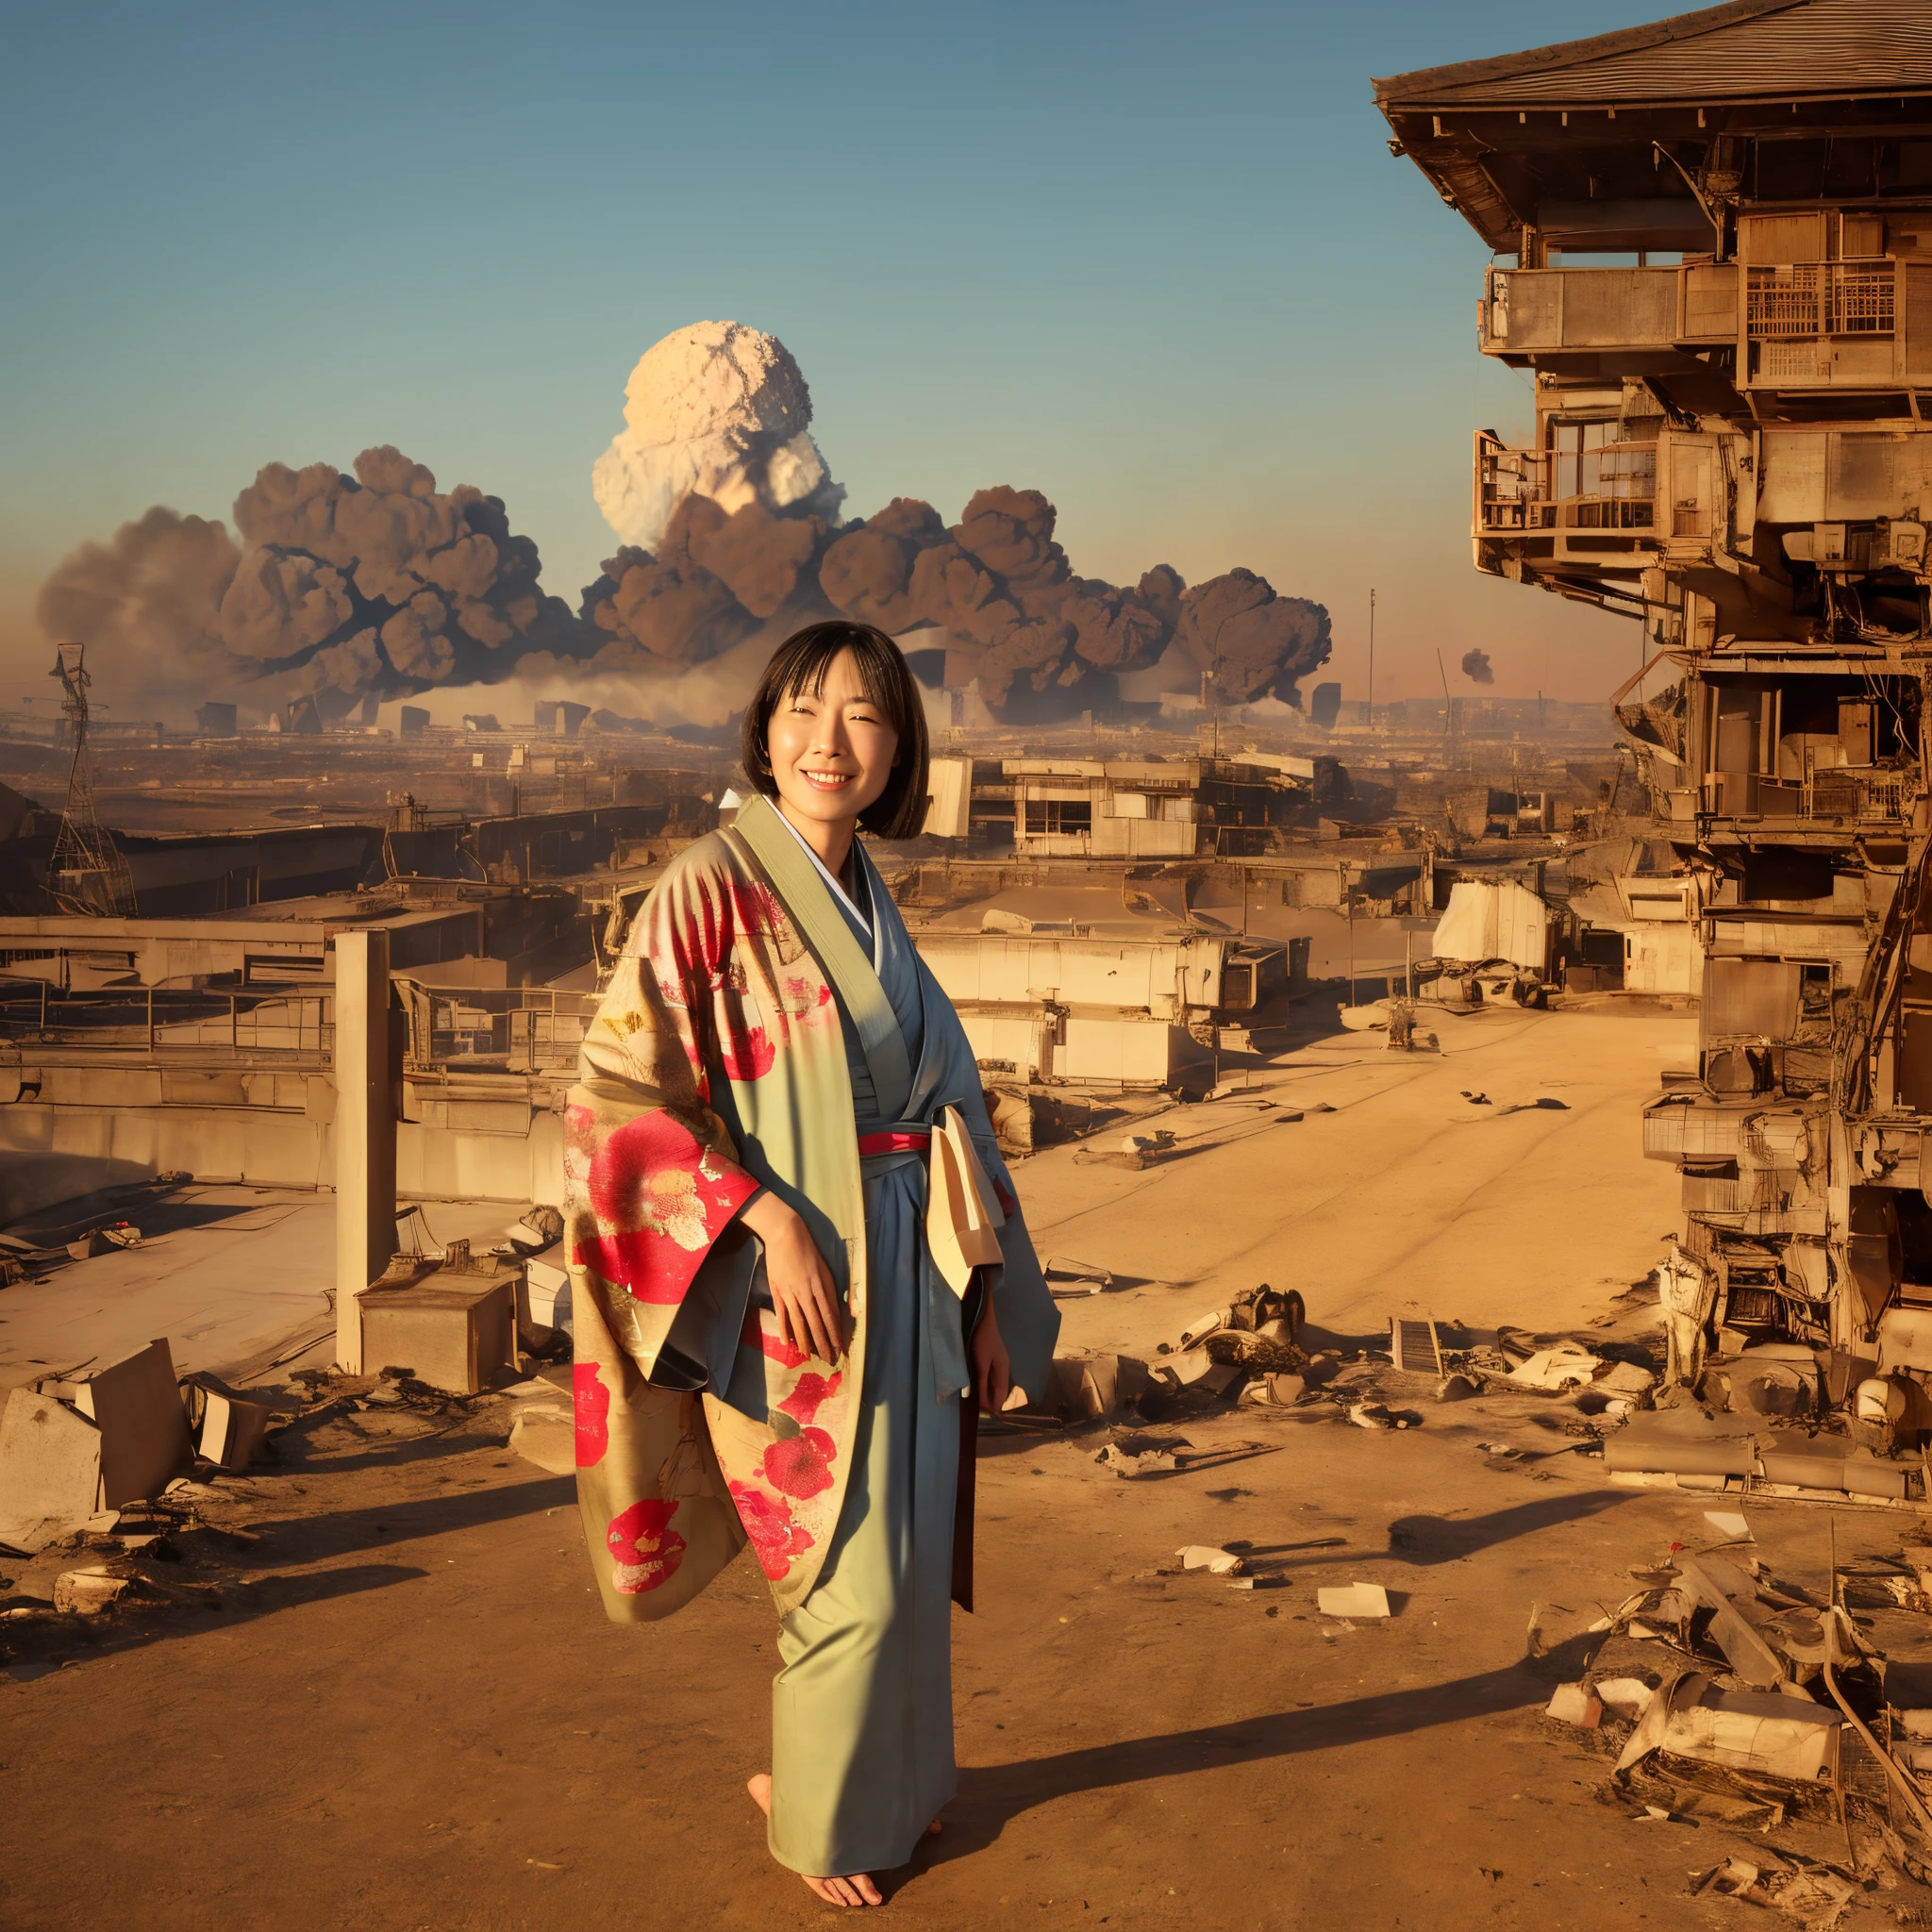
top-left (766, 647), bottom-right (899, 834)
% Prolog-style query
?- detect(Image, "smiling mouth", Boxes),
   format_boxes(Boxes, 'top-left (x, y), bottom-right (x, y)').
top-left (802, 770), bottom-right (854, 791)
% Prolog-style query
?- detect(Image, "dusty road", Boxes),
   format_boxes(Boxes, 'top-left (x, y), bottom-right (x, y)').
top-left (8, 1002), bottom-right (1881, 1930)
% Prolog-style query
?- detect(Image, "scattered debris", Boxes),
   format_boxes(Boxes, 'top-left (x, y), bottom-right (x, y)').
top-left (0, 1339), bottom-right (201, 1555)
top-left (1043, 1256), bottom-right (1113, 1296)
top-left (1317, 1583), bottom-right (1391, 1619)
top-left (0, 1391), bottom-right (105, 1557)
top-left (1389, 1316), bottom-right (1445, 1376)
top-left (1091, 1432), bottom-right (1280, 1480)
top-left (75, 1339), bottom-right (195, 1508)
top-left (1593, 1676), bottom-right (1653, 1720)
top-left (1620, 1676), bottom-right (1840, 1784)
top-left (1545, 1682), bottom-right (1603, 1728)
top-left (1507, 1345), bottom-right (1602, 1391)
top-left (1042, 1354), bottom-right (1158, 1423)
top-left (1347, 1401), bottom-right (1420, 1431)
top-left (1175, 1544), bottom-right (1246, 1576)
top-left (1113, 1130), bottom-right (1177, 1170)
top-left (51, 1567), bottom-right (134, 1616)
top-left (179, 1374), bottom-right (280, 1473)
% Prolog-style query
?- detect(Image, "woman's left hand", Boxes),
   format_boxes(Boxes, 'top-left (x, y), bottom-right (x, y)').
top-left (971, 1290), bottom-right (1014, 1416)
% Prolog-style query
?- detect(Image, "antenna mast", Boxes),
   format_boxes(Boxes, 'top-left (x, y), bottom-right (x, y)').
top-left (47, 641), bottom-right (135, 916)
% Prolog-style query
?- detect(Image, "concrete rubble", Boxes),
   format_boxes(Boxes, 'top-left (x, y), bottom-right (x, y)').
top-left (1020, 1276), bottom-right (1678, 1455)
top-left (1534, 1504), bottom-right (1932, 1915)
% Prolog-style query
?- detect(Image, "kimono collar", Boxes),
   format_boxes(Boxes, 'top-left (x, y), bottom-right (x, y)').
top-left (732, 795), bottom-right (913, 1124)
top-left (765, 797), bottom-right (879, 967)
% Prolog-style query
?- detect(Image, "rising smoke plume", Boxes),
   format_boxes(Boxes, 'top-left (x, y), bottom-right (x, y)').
top-left (1460, 648), bottom-right (1494, 685)
top-left (592, 322), bottom-right (844, 551)
top-left (36, 322), bottom-right (1333, 726)
top-left (36, 447), bottom-right (581, 719)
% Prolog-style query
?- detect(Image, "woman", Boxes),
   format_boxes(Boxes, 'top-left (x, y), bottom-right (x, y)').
top-left (564, 621), bottom-right (1059, 1907)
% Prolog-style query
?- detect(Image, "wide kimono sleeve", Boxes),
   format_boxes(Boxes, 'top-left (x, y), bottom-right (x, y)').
top-left (564, 846), bottom-right (765, 1623)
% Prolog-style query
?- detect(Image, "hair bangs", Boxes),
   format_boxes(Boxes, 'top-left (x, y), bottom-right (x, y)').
top-left (741, 621), bottom-right (932, 841)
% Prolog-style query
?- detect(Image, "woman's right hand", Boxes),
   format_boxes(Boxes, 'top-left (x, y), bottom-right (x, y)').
top-left (740, 1191), bottom-right (848, 1365)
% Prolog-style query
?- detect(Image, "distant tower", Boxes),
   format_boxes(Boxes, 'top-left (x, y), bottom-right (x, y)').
top-left (46, 641), bottom-right (135, 916)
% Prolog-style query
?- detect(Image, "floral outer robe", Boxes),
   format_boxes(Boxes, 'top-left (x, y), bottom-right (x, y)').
top-left (564, 798), bottom-right (1057, 1624)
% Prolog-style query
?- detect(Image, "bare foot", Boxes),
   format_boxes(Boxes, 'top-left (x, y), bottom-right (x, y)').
top-left (745, 1774), bottom-right (898, 1907)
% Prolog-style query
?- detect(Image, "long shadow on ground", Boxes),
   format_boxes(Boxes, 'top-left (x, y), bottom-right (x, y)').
top-left (919, 1632), bottom-right (1598, 1875)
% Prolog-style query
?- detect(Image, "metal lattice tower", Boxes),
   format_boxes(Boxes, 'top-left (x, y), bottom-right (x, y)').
top-left (47, 641), bottom-right (135, 917)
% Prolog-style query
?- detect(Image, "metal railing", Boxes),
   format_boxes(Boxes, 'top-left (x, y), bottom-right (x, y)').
top-left (1746, 260), bottom-right (1894, 340)
top-left (1474, 432), bottom-right (1657, 537)
top-left (1804, 770), bottom-right (1913, 821)
top-left (1704, 770), bottom-right (1917, 824)
top-left (0, 982), bottom-right (331, 1057)
top-left (393, 981), bottom-right (602, 1072)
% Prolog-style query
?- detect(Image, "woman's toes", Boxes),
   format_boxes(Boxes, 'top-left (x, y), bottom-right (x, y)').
top-left (747, 1774), bottom-right (773, 1818)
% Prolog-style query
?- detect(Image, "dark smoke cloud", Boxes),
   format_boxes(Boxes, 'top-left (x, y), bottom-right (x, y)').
top-left (41, 461), bottom-right (1331, 727)
top-left (228, 447), bottom-right (582, 696)
top-left (582, 493), bottom-right (834, 669)
top-left (35, 508), bottom-right (245, 702)
top-left (1174, 569), bottom-right (1331, 706)
top-left (580, 481), bottom-right (1327, 719)
top-left (35, 447), bottom-right (582, 713)
top-left (1461, 648), bottom-right (1494, 685)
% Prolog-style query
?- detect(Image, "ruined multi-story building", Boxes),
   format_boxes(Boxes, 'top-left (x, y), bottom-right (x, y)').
top-left (1378, 1), bottom-right (1932, 1418)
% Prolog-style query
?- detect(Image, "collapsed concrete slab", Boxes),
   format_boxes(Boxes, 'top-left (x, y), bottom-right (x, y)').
top-left (0, 1390), bottom-right (103, 1556)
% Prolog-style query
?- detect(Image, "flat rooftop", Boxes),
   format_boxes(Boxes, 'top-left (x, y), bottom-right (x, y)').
top-left (0, 1184), bottom-right (525, 1393)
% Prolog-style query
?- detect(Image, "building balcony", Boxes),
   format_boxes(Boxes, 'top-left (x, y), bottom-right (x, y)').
top-left (1478, 261), bottom-right (1737, 361)
top-left (1698, 768), bottom-right (1916, 826)
top-left (1741, 259), bottom-right (1929, 390)
top-left (1478, 257), bottom-right (1932, 392)
top-left (1474, 432), bottom-right (1658, 564)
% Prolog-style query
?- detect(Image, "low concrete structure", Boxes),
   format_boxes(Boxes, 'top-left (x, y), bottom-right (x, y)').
top-left (916, 924), bottom-right (1294, 1090)
top-left (925, 754), bottom-right (1339, 858)
top-left (0, 903), bottom-right (586, 1223)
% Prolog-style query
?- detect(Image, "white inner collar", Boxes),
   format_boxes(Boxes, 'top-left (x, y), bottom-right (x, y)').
top-left (770, 803), bottom-right (878, 958)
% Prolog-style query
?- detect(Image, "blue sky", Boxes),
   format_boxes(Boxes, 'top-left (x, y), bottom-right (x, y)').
top-left (0, 0), bottom-right (1676, 709)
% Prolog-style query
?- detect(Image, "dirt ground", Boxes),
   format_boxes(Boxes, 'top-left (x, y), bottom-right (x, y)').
top-left (4, 1002), bottom-right (1921, 1929)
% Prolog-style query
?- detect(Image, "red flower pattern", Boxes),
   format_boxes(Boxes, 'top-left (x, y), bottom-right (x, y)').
top-left (717, 1015), bottom-right (776, 1082)
top-left (575, 1110), bottom-right (757, 1305)
top-left (573, 1363), bottom-right (610, 1468)
top-left (605, 1498), bottom-right (686, 1594)
top-left (776, 1371), bottom-right (841, 1428)
top-left (728, 1481), bottom-right (815, 1581)
top-left (726, 879), bottom-right (790, 941)
top-left (762, 1426), bottom-right (837, 1500)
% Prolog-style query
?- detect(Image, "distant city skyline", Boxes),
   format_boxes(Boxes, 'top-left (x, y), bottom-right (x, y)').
top-left (0, 0), bottom-right (1678, 717)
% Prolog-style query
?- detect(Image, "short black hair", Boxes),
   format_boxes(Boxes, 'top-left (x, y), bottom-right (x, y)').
top-left (741, 622), bottom-right (932, 841)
